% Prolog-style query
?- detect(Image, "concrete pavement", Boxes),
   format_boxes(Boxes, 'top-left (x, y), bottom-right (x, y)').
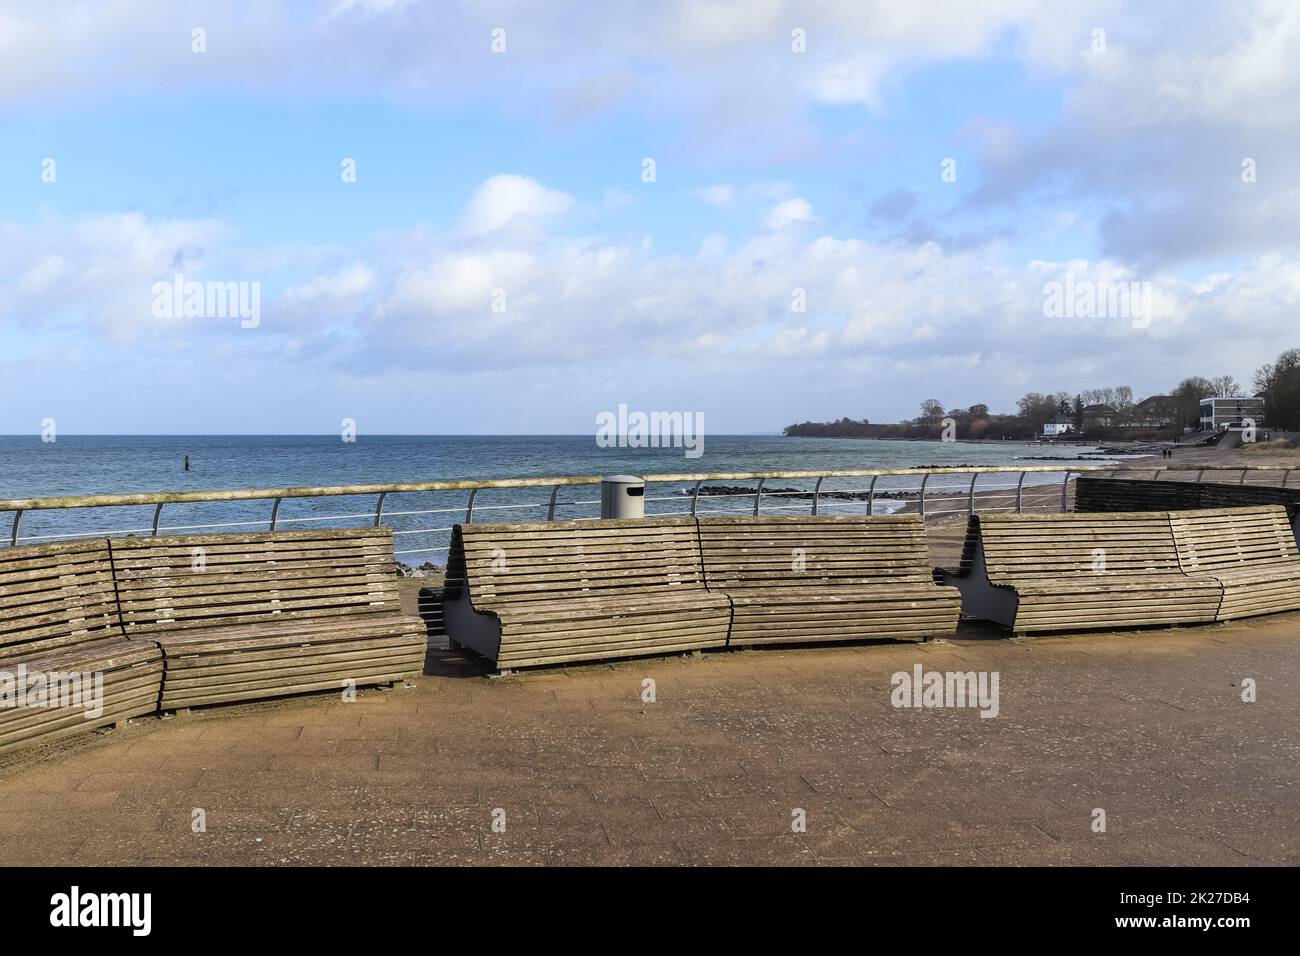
top-left (1, 612), bottom-right (1295, 866)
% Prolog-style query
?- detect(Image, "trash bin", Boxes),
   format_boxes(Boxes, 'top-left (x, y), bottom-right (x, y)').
top-left (600, 475), bottom-right (646, 519)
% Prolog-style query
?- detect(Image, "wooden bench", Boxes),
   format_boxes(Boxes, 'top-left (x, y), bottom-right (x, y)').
top-left (0, 540), bottom-right (163, 754)
top-left (1077, 475), bottom-right (1300, 545)
top-left (110, 528), bottom-right (426, 710)
top-left (949, 512), bottom-right (1223, 634)
top-left (1170, 506), bottom-right (1300, 622)
top-left (442, 517), bottom-right (732, 671)
top-left (696, 515), bottom-right (960, 646)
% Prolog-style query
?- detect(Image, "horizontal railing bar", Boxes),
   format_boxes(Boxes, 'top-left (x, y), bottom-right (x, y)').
top-left (458, 502), bottom-right (551, 513)
top-left (271, 512), bottom-right (382, 524)
top-left (4, 462), bottom-right (1292, 515)
top-left (0, 465), bottom-right (1122, 514)
top-left (0, 476), bottom-right (607, 512)
top-left (642, 465), bottom-right (1101, 483)
top-left (377, 506), bottom-right (505, 518)
top-left (155, 519), bottom-right (277, 532)
top-left (16, 527), bottom-right (158, 543)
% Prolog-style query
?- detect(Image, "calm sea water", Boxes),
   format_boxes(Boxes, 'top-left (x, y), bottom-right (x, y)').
top-left (0, 435), bottom-right (1125, 561)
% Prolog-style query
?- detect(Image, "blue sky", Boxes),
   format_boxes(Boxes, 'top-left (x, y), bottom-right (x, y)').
top-left (2, 0), bottom-right (1298, 434)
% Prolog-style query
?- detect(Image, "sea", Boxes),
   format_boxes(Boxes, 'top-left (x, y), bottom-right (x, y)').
top-left (0, 435), bottom-right (1137, 562)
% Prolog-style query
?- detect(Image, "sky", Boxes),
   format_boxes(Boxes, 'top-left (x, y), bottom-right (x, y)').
top-left (1, 0), bottom-right (1298, 434)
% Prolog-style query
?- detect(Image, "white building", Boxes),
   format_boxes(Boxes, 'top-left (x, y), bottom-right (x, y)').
top-left (1043, 419), bottom-right (1076, 437)
top-left (1199, 396), bottom-right (1265, 431)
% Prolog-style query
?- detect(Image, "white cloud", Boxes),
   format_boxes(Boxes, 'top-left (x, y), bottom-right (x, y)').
top-left (0, 213), bottom-right (235, 340)
top-left (762, 198), bottom-right (817, 231)
top-left (4, 196), bottom-right (1299, 428)
top-left (810, 54), bottom-right (887, 107)
top-left (281, 263), bottom-right (374, 305)
top-left (460, 175), bottom-right (575, 234)
top-left (693, 185), bottom-right (735, 206)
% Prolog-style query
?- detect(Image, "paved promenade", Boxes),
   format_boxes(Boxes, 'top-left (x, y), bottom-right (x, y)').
top-left (2, 610), bottom-right (1296, 867)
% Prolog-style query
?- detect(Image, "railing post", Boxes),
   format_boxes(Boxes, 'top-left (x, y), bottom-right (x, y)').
top-left (465, 488), bottom-right (478, 523)
top-left (1284, 469), bottom-right (1293, 489)
top-left (269, 497), bottom-right (281, 531)
top-left (1061, 470), bottom-right (1073, 513)
top-left (1152, 469), bottom-right (1163, 481)
top-left (919, 474), bottom-right (930, 517)
top-left (867, 476), bottom-right (878, 516)
top-left (1196, 469), bottom-right (1205, 482)
top-left (373, 492), bottom-right (386, 528)
top-left (811, 477), bottom-right (823, 516)
top-left (752, 478), bottom-right (765, 516)
top-left (9, 510), bottom-right (20, 548)
top-left (968, 472), bottom-right (978, 516)
top-left (547, 485), bottom-right (560, 520)
top-left (1015, 471), bottom-right (1027, 513)
top-left (1239, 468), bottom-right (1248, 485)
top-left (691, 480), bottom-right (703, 516)
top-left (152, 503), bottom-right (164, 536)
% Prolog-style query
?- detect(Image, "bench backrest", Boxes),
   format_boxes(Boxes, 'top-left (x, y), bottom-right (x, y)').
top-left (963, 511), bottom-right (1185, 582)
top-left (1170, 506), bottom-right (1299, 573)
top-left (1076, 475), bottom-right (1300, 520)
top-left (110, 528), bottom-right (403, 634)
top-left (0, 539), bottom-right (122, 658)
top-left (696, 515), bottom-right (935, 590)
top-left (445, 517), bottom-right (706, 607)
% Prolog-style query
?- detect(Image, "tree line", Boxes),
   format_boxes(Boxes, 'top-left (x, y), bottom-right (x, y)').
top-left (784, 347), bottom-right (1300, 439)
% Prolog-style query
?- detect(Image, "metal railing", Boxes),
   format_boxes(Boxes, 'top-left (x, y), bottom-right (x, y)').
top-left (2, 464), bottom-right (1296, 561)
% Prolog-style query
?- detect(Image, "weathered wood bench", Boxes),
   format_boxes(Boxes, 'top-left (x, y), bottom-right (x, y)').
top-left (110, 528), bottom-right (426, 710)
top-left (949, 512), bottom-right (1223, 634)
top-left (0, 540), bottom-right (163, 754)
top-left (696, 515), bottom-right (960, 646)
top-left (1170, 506), bottom-right (1300, 622)
top-left (1076, 475), bottom-right (1300, 545)
top-left (442, 517), bottom-right (732, 671)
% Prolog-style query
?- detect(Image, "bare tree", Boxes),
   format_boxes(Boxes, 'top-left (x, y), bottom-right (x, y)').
top-left (919, 398), bottom-right (945, 424)
top-left (1112, 385), bottom-right (1135, 424)
top-left (1255, 350), bottom-right (1300, 430)
top-left (1172, 376), bottom-right (1215, 428)
top-left (1017, 392), bottom-right (1058, 435)
top-left (1209, 375), bottom-right (1240, 397)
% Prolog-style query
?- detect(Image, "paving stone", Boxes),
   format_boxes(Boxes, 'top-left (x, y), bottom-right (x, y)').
top-left (0, 616), bottom-right (1296, 865)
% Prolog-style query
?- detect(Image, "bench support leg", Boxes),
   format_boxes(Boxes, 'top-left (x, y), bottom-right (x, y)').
top-left (489, 669), bottom-right (513, 679)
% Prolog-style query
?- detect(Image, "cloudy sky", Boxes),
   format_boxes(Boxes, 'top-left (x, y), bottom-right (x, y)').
top-left (2, 0), bottom-right (1298, 433)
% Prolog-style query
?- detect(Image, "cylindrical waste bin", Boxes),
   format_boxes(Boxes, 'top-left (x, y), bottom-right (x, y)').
top-left (600, 475), bottom-right (646, 519)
